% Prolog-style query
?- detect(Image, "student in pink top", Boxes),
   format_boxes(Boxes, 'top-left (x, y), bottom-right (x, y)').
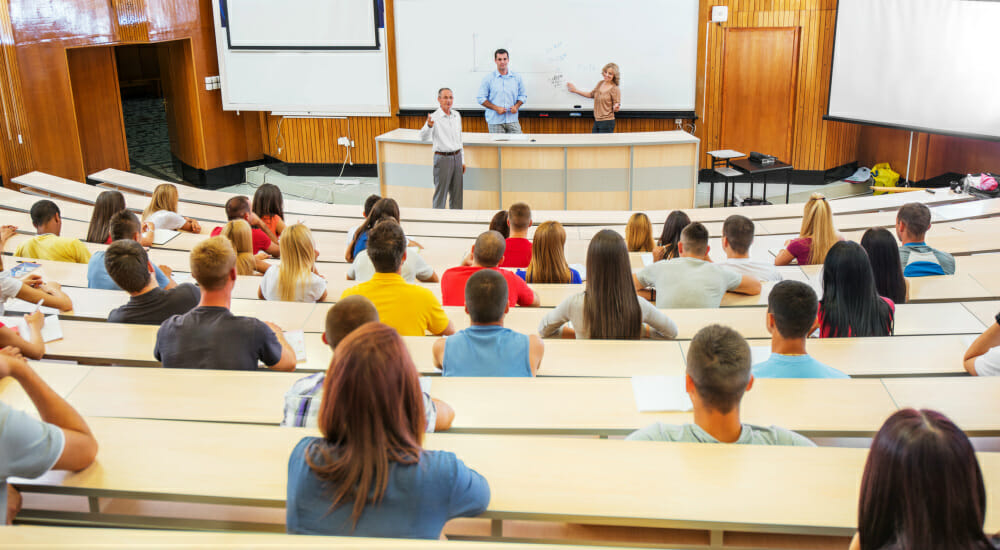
top-left (775, 193), bottom-right (839, 266)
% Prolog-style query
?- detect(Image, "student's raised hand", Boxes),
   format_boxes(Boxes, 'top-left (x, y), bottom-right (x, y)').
top-left (24, 310), bottom-right (44, 330)
top-left (0, 224), bottom-right (17, 243)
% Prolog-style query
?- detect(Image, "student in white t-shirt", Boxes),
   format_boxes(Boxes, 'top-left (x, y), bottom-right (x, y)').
top-left (141, 183), bottom-right (201, 233)
top-left (258, 224), bottom-right (327, 303)
top-left (718, 215), bottom-right (783, 282)
top-left (963, 310), bottom-right (1000, 376)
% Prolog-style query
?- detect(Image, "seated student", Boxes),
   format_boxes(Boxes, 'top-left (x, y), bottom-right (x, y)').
top-left (14, 200), bottom-right (91, 264)
top-left (281, 295), bottom-right (454, 431)
top-left (540, 230), bottom-right (677, 340)
top-left (0, 232), bottom-right (72, 313)
top-left (961, 310), bottom-right (1000, 376)
top-left (1, 348), bottom-right (99, 525)
top-left (896, 201), bottom-right (955, 276)
top-left (348, 218), bottom-right (438, 284)
top-left (286, 322), bottom-right (489, 539)
top-left (489, 210), bottom-right (509, 239)
top-left (850, 409), bottom-right (999, 550)
top-left (345, 198), bottom-right (421, 262)
top-left (252, 183), bottom-right (286, 238)
top-left (499, 202), bottom-right (533, 268)
top-left (775, 192), bottom-right (838, 266)
top-left (516, 221), bottom-right (582, 284)
top-left (625, 212), bottom-right (656, 253)
top-left (719, 215), bottom-right (782, 282)
top-left (341, 222), bottom-right (455, 337)
top-left (441, 230), bottom-right (539, 308)
top-left (209, 196), bottom-right (280, 257)
top-left (85, 190), bottom-right (126, 244)
top-left (0, 309), bottom-right (45, 360)
top-left (154, 237), bottom-right (297, 371)
top-left (258, 224), bottom-right (327, 303)
top-left (104, 240), bottom-right (200, 325)
top-left (627, 324), bottom-right (815, 446)
top-left (220, 220), bottom-right (271, 276)
top-left (861, 227), bottom-right (908, 304)
top-left (818, 241), bottom-right (894, 338)
top-left (434, 270), bottom-right (544, 376)
top-left (141, 183), bottom-right (201, 233)
top-left (344, 194), bottom-right (381, 253)
top-left (654, 210), bottom-right (690, 261)
top-left (753, 281), bottom-right (848, 379)
top-left (88, 211), bottom-right (176, 291)
top-left (635, 222), bottom-right (760, 309)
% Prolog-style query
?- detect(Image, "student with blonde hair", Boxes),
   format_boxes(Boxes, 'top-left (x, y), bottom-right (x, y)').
top-left (625, 212), bottom-right (656, 253)
top-left (775, 193), bottom-right (838, 265)
top-left (220, 220), bottom-right (271, 276)
top-left (567, 62), bottom-right (622, 133)
top-left (517, 221), bottom-right (581, 284)
top-left (259, 224), bottom-right (327, 303)
top-left (142, 183), bottom-right (201, 233)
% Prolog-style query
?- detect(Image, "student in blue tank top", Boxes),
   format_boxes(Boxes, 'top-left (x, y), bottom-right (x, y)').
top-left (286, 322), bottom-right (489, 539)
top-left (433, 269), bottom-right (544, 376)
top-left (753, 280), bottom-right (849, 379)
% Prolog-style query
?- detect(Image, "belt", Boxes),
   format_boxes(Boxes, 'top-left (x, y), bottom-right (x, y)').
top-left (435, 150), bottom-right (462, 156)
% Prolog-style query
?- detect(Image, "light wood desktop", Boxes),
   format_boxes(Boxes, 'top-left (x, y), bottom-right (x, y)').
top-left (15, 417), bottom-right (999, 539)
top-left (962, 300), bottom-right (999, 327)
top-left (0, 362), bottom-right (92, 413)
top-left (881, 377), bottom-right (1000, 437)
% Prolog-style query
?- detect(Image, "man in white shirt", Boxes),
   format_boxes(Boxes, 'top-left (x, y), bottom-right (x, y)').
top-left (419, 88), bottom-right (465, 209)
top-left (719, 215), bottom-right (783, 282)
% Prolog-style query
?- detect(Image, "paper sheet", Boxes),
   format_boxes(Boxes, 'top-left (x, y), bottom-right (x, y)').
top-left (631, 375), bottom-right (692, 412)
top-left (283, 330), bottom-right (307, 362)
top-left (153, 229), bottom-right (180, 245)
top-left (170, 272), bottom-right (195, 286)
top-left (0, 314), bottom-right (63, 343)
top-left (3, 298), bottom-right (59, 316)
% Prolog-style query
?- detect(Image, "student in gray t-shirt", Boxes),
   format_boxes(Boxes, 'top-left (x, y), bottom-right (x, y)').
top-left (635, 222), bottom-right (761, 309)
top-left (1, 351), bottom-right (98, 522)
top-left (627, 324), bottom-right (814, 446)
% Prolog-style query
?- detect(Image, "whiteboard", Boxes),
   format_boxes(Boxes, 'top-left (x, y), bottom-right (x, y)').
top-left (225, 0), bottom-right (378, 49)
top-left (394, 0), bottom-right (699, 113)
top-left (212, 0), bottom-right (391, 115)
top-left (828, 0), bottom-right (1000, 140)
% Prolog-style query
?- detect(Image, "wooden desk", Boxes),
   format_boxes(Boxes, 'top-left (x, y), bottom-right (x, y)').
top-left (18, 417), bottom-right (999, 538)
top-left (61, 367), bottom-right (897, 437)
top-left (882, 377), bottom-right (1000, 437)
top-left (377, 129), bottom-right (700, 211)
top-left (0, 362), bottom-right (91, 413)
top-left (963, 300), bottom-right (999, 326)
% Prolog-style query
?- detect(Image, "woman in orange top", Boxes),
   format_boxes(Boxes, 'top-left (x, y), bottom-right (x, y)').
top-left (252, 183), bottom-right (286, 238)
top-left (567, 62), bottom-right (621, 133)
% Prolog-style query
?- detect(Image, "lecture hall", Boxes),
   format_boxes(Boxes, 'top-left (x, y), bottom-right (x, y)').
top-left (1, 0), bottom-right (1000, 548)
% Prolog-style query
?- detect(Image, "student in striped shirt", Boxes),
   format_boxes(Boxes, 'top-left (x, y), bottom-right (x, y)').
top-left (280, 295), bottom-right (454, 430)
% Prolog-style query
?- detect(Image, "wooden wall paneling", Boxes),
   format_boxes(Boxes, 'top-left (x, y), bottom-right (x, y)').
top-left (924, 134), bottom-right (1000, 178)
top-left (66, 46), bottom-right (130, 176)
top-left (157, 39), bottom-right (206, 169)
top-left (0, 0), bottom-right (34, 187)
top-left (110, 0), bottom-right (151, 43)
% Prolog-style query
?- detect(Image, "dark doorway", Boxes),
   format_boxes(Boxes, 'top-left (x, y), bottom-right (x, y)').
top-left (115, 44), bottom-right (182, 182)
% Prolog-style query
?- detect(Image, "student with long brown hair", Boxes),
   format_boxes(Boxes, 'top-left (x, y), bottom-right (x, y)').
top-left (538, 230), bottom-right (677, 340)
top-left (775, 193), bottom-right (838, 265)
top-left (252, 183), bottom-right (286, 238)
top-left (141, 183), bottom-right (201, 233)
top-left (625, 213), bottom-right (656, 253)
top-left (654, 210), bottom-right (690, 261)
top-left (345, 198), bottom-right (404, 262)
top-left (516, 221), bottom-right (581, 284)
top-left (85, 190), bottom-right (127, 244)
top-left (286, 322), bottom-right (489, 538)
top-left (851, 409), bottom-right (999, 550)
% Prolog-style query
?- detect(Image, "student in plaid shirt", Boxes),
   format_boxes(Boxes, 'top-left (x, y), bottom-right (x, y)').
top-left (281, 295), bottom-right (454, 431)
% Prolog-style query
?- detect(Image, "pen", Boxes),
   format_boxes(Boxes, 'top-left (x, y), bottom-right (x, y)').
top-left (32, 298), bottom-right (44, 314)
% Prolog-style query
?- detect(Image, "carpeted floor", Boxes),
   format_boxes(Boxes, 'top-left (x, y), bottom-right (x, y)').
top-left (122, 97), bottom-right (182, 183)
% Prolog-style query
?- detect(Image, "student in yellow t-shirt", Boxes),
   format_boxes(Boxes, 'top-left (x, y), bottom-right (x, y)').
top-left (341, 220), bottom-right (454, 337)
top-left (14, 200), bottom-right (91, 264)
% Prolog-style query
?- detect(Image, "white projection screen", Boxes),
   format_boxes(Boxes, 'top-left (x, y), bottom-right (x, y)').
top-left (828, 0), bottom-right (1000, 140)
top-left (393, 0), bottom-right (699, 115)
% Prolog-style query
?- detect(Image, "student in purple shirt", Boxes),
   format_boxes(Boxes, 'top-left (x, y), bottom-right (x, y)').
top-left (286, 322), bottom-right (489, 538)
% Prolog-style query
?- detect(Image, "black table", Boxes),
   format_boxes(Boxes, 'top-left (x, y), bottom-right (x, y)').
top-left (729, 158), bottom-right (794, 205)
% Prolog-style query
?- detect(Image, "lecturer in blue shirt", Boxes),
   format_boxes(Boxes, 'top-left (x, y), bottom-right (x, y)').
top-left (477, 49), bottom-right (527, 134)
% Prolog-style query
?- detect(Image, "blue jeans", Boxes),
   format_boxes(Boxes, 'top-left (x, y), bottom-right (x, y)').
top-left (592, 120), bottom-right (616, 133)
top-left (488, 122), bottom-right (522, 134)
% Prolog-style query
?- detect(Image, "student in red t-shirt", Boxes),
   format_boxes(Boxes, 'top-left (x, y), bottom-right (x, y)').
top-left (499, 202), bottom-right (532, 268)
top-left (209, 196), bottom-right (280, 257)
top-left (440, 231), bottom-right (539, 308)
